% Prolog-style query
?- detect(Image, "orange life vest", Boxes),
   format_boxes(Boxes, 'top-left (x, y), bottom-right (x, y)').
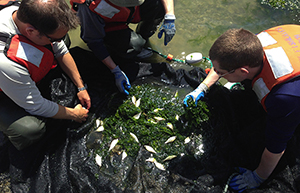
top-left (70, 0), bottom-right (141, 32)
top-left (252, 24), bottom-right (300, 111)
top-left (3, 34), bottom-right (57, 83)
top-left (0, 0), bottom-right (20, 10)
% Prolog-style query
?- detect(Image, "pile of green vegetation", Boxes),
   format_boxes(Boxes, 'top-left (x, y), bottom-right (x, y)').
top-left (261, 0), bottom-right (299, 10)
top-left (91, 83), bottom-right (210, 164)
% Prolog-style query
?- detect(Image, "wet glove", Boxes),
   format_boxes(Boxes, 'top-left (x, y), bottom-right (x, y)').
top-left (158, 14), bottom-right (176, 46)
top-left (229, 167), bottom-right (266, 192)
top-left (183, 83), bottom-right (208, 107)
top-left (111, 66), bottom-right (131, 95)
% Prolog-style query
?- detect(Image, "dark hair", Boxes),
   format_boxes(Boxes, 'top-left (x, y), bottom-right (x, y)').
top-left (209, 28), bottom-right (264, 71)
top-left (17, 0), bottom-right (80, 35)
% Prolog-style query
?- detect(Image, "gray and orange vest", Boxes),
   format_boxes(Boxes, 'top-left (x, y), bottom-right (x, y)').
top-left (252, 24), bottom-right (300, 111)
top-left (71, 0), bottom-right (141, 32)
top-left (3, 34), bottom-right (57, 84)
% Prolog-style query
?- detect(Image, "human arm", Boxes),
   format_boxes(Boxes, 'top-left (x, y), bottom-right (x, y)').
top-left (76, 4), bottom-right (131, 94)
top-left (183, 67), bottom-right (219, 106)
top-left (230, 82), bottom-right (300, 192)
top-left (56, 52), bottom-right (91, 109)
top-left (158, 0), bottom-right (176, 45)
top-left (229, 149), bottom-right (283, 192)
top-left (160, 0), bottom-right (174, 15)
top-left (0, 55), bottom-right (88, 122)
top-left (103, 56), bottom-right (131, 95)
top-left (256, 148), bottom-right (284, 179)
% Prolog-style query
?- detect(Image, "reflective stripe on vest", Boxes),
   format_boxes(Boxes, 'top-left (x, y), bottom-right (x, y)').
top-left (89, 0), bottom-right (141, 32)
top-left (252, 24), bottom-right (300, 111)
top-left (4, 34), bottom-right (57, 83)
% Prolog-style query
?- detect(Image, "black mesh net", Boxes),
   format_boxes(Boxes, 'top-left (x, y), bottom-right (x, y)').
top-left (0, 47), bottom-right (299, 193)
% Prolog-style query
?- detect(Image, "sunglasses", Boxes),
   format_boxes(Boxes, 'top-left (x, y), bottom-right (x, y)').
top-left (215, 68), bottom-right (235, 77)
top-left (44, 33), bottom-right (66, 43)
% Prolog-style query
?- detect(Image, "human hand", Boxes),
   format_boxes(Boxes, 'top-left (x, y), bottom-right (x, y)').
top-left (158, 14), bottom-right (176, 46)
top-left (111, 66), bottom-right (131, 95)
top-left (77, 89), bottom-right (91, 110)
top-left (229, 167), bottom-right (266, 192)
top-left (183, 83), bottom-right (208, 107)
top-left (73, 104), bottom-right (89, 123)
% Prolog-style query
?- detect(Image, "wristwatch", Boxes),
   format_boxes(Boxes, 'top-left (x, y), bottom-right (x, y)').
top-left (78, 84), bottom-right (87, 92)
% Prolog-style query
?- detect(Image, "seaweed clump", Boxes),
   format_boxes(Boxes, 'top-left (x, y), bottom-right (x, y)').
top-left (89, 83), bottom-right (210, 164)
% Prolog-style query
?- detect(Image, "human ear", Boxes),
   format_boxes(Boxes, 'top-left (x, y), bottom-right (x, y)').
top-left (25, 26), bottom-right (38, 37)
top-left (240, 67), bottom-right (250, 74)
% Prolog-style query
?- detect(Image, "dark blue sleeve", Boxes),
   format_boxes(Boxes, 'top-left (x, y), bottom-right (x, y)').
top-left (76, 4), bottom-right (110, 61)
top-left (264, 77), bottom-right (300, 153)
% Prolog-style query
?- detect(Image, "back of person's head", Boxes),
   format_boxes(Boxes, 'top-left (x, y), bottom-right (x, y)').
top-left (209, 28), bottom-right (264, 71)
top-left (17, 0), bottom-right (79, 35)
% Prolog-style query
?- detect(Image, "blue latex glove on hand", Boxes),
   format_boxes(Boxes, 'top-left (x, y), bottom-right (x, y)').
top-left (229, 167), bottom-right (266, 192)
top-left (158, 14), bottom-right (176, 46)
top-left (183, 83), bottom-right (208, 107)
top-left (111, 66), bottom-right (131, 95)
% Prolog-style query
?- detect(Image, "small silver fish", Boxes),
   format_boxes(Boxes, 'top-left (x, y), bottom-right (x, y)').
top-left (108, 139), bottom-right (119, 152)
top-left (165, 136), bottom-right (177, 144)
top-left (122, 151), bottom-right (127, 161)
top-left (166, 122), bottom-right (173, 130)
top-left (145, 157), bottom-right (166, 171)
top-left (144, 145), bottom-right (157, 154)
top-left (163, 155), bottom-right (177, 162)
top-left (154, 160), bottom-right (166, 171)
top-left (96, 119), bottom-right (102, 127)
top-left (184, 137), bottom-right (191, 144)
top-left (154, 117), bottom-right (165, 121)
top-left (133, 112), bottom-right (142, 119)
top-left (96, 125), bottom-right (104, 132)
top-left (153, 108), bottom-right (163, 113)
top-left (95, 154), bottom-right (102, 167)
top-left (131, 96), bottom-right (136, 104)
top-left (135, 98), bottom-right (141, 107)
top-left (130, 132), bottom-right (139, 143)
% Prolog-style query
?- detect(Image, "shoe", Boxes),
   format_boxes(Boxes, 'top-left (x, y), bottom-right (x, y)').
top-left (136, 48), bottom-right (153, 59)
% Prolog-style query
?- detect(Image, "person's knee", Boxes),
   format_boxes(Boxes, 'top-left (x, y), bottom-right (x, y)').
top-left (7, 117), bottom-right (46, 150)
top-left (130, 31), bottom-right (146, 52)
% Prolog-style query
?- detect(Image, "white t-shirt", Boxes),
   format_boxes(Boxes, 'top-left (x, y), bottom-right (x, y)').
top-left (0, 5), bottom-right (69, 117)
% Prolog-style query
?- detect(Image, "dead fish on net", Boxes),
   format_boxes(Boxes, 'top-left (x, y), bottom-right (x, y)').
top-left (166, 122), bottom-right (173, 130)
top-left (95, 119), bottom-right (104, 132)
top-left (133, 112), bottom-right (142, 119)
top-left (154, 117), bottom-right (165, 121)
top-left (144, 145), bottom-right (157, 154)
top-left (108, 139), bottom-right (119, 152)
top-left (95, 154), bottom-right (102, 167)
top-left (122, 151), bottom-right (127, 160)
top-left (153, 108), bottom-right (163, 113)
top-left (163, 155), bottom-right (177, 162)
top-left (131, 96), bottom-right (141, 107)
top-left (184, 137), bottom-right (191, 144)
top-left (165, 136), bottom-right (176, 144)
top-left (146, 157), bottom-right (166, 171)
top-left (130, 132), bottom-right (139, 143)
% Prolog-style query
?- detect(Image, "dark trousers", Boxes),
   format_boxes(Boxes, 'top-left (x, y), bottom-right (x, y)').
top-left (104, 0), bottom-right (165, 59)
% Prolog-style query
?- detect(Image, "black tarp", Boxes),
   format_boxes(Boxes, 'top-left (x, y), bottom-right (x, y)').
top-left (0, 46), bottom-right (299, 193)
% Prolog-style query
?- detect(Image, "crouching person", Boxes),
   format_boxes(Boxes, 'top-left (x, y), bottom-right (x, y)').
top-left (0, 0), bottom-right (91, 151)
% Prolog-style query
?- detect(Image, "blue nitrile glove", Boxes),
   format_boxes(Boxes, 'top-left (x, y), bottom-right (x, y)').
top-left (158, 14), bottom-right (176, 46)
top-left (229, 167), bottom-right (266, 192)
top-left (183, 83), bottom-right (208, 107)
top-left (111, 66), bottom-right (131, 95)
